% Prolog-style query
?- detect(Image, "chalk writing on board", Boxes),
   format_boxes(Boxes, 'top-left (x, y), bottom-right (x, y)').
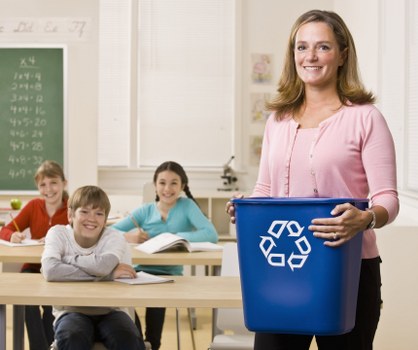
top-left (0, 48), bottom-right (64, 191)
top-left (7, 55), bottom-right (45, 180)
top-left (0, 18), bottom-right (90, 40)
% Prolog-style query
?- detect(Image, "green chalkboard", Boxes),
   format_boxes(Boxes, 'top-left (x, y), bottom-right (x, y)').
top-left (0, 47), bottom-right (65, 192)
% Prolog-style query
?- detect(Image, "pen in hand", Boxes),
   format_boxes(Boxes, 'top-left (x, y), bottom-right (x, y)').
top-left (9, 213), bottom-right (25, 243)
top-left (128, 213), bottom-right (149, 243)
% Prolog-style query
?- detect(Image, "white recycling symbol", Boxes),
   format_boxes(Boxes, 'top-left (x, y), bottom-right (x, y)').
top-left (259, 220), bottom-right (311, 271)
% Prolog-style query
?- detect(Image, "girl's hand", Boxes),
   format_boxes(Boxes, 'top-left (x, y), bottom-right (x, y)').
top-left (113, 263), bottom-right (137, 279)
top-left (225, 193), bottom-right (245, 224)
top-left (124, 229), bottom-right (149, 244)
top-left (309, 202), bottom-right (372, 247)
top-left (10, 232), bottom-right (26, 243)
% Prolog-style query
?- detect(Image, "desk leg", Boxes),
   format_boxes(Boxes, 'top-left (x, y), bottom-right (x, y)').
top-left (0, 305), bottom-right (6, 350)
top-left (13, 305), bottom-right (25, 350)
top-left (210, 265), bottom-right (222, 339)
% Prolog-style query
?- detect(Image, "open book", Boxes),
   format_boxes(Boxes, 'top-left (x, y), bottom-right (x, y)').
top-left (114, 271), bottom-right (174, 285)
top-left (134, 232), bottom-right (223, 254)
top-left (0, 239), bottom-right (44, 247)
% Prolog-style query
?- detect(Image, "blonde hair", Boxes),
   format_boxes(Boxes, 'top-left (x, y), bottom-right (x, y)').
top-left (34, 160), bottom-right (68, 200)
top-left (266, 9), bottom-right (375, 120)
top-left (68, 186), bottom-right (111, 219)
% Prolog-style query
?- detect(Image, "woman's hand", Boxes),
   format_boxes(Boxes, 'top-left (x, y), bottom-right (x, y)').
top-left (309, 203), bottom-right (373, 247)
top-left (124, 229), bottom-right (149, 244)
top-left (113, 263), bottom-right (137, 279)
top-left (225, 193), bottom-right (245, 224)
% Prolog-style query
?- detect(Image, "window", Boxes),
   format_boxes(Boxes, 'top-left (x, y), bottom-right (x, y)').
top-left (98, 0), bottom-right (132, 166)
top-left (98, 0), bottom-right (236, 168)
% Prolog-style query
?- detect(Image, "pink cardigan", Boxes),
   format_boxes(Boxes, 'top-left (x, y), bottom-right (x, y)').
top-left (252, 104), bottom-right (399, 258)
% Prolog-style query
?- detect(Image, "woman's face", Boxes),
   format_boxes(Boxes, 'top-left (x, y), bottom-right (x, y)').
top-left (294, 21), bottom-right (345, 90)
top-left (155, 170), bottom-right (184, 206)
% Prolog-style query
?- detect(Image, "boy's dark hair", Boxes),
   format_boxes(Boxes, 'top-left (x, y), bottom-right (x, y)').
top-left (68, 186), bottom-right (111, 218)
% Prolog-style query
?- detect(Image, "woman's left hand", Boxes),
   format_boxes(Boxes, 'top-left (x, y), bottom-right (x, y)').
top-left (309, 202), bottom-right (371, 247)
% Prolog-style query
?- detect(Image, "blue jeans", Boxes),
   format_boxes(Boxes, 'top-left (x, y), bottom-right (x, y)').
top-left (135, 308), bottom-right (166, 350)
top-left (25, 305), bottom-right (54, 350)
top-left (54, 311), bottom-right (145, 350)
top-left (22, 267), bottom-right (54, 350)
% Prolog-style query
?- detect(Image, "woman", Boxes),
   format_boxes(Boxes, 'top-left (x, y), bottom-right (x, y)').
top-left (112, 160), bottom-right (218, 349)
top-left (226, 9), bottom-right (399, 350)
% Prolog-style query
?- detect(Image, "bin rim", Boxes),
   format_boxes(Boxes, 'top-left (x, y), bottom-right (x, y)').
top-left (231, 197), bottom-right (369, 205)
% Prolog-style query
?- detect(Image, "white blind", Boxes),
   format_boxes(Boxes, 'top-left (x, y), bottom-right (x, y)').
top-left (407, 0), bottom-right (418, 190)
top-left (98, 0), bottom-right (131, 166)
top-left (138, 0), bottom-right (235, 167)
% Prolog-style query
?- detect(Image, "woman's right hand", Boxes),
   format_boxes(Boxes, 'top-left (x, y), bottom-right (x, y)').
top-left (225, 193), bottom-right (244, 224)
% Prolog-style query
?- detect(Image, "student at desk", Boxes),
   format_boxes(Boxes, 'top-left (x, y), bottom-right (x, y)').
top-left (0, 160), bottom-right (68, 350)
top-left (41, 185), bottom-right (145, 350)
top-left (112, 161), bottom-right (218, 350)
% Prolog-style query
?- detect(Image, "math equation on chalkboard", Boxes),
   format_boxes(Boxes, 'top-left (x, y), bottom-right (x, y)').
top-left (0, 47), bottom-right (65, 191)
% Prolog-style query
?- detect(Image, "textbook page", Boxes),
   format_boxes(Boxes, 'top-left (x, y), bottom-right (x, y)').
top-left (0, 239), bottom-right (44, 247)
top-left (114, 271), bottom-right (174, 285)
top-left (134, 232), bottom-right (223, 254)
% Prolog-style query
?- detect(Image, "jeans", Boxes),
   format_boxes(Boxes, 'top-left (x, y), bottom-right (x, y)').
top-left (22, 267), bottom-right (54, 350)
top-left (135, 308), bottom-right (166, 350)
top-left (25, 305), bottom-right (54, 350)
top-left (54, 311), bottom-right (145, 350)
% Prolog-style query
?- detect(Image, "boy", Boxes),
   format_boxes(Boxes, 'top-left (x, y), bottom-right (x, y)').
top-left (41, 185), bottom-right (145, 350)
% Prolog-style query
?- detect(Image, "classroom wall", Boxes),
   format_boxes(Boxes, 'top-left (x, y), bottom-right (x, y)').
top-left (0, 0), bottom-right (99, 194)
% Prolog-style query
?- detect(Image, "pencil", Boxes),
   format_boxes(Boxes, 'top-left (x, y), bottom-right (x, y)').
top-left (9, 213), bottom-right (20, 232)
top-left (128, 213), bottom-right (141, 231)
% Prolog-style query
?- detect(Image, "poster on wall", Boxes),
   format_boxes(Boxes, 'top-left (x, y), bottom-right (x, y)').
top-left (249, 135), bottom-right (263, 166)
top-left (251, 53), bottom-right (273, 84)
top-left (251, 93), bottom-right (271, 123)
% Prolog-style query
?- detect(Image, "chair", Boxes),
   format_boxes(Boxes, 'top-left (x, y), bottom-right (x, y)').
top-left (208, 243), bottom-right (254, 350)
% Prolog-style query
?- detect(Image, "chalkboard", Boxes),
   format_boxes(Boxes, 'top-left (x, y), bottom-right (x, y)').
top-left (0, 46), bottom-right (65, 192)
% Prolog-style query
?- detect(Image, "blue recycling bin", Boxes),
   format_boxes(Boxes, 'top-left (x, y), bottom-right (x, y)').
top-left (232, 197), bottom-right (368, 335)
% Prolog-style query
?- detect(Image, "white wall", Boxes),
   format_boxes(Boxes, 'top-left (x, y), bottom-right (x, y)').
top-left (374, 225), bottom-right (418, 350)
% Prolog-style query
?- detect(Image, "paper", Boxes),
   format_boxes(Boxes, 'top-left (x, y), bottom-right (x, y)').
top-left (114, 271), bottom-right (174, 285)
top-left (0, 239), bottom-right (44, 247)
top-left (135, 232), bottom-right (223, 254)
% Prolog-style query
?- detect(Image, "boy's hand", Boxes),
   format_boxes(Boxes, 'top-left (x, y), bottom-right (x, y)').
top-left (113, 263), bottom-right (137, 279)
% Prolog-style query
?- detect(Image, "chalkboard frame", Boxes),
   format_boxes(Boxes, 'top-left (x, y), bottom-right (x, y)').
top-left (0, 44), bottom-right (68, 195)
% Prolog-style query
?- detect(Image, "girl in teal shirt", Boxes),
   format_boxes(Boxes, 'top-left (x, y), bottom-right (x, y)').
top-left (112, 161), bottom-right (218, 349)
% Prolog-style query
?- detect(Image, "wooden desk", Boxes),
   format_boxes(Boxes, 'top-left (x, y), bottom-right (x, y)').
top-left (0, 273), bottom-right (241, 350)
top-left (0, 244), bottom-right (223, 266)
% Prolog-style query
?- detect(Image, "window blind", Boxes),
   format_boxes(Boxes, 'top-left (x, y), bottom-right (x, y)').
top-left (98, 0), bottom-right (131, 166)
top-left (138, 0), bottom-right (235, 167)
